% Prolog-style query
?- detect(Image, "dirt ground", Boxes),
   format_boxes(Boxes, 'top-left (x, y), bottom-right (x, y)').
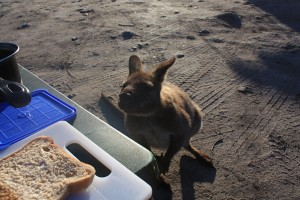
top-left (1, 0), bottom-right (300, 199)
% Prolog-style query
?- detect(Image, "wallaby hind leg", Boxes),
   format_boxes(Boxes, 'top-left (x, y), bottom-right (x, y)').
top-left (184, 141), bottom-right (213, 166)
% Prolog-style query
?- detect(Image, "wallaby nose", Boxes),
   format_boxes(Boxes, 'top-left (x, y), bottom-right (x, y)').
top-left (119, 92), bottom-right (132, 102)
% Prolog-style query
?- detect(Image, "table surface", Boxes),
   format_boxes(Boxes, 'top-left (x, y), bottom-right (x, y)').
top-left (19, 65), bottom-right (159, 188)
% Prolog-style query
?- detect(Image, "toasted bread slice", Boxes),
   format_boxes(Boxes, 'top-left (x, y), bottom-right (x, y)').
top-left (0, 136), bottom-right (95, 200)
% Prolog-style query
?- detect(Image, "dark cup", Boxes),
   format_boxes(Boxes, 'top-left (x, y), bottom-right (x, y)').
top-left (0, 42), bottom-right (31, 108)
top-left (0, 42), bottom-right (21, 83)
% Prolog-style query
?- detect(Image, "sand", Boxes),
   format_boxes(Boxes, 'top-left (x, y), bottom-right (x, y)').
top-left (1, 0), bottom-right (300, 199)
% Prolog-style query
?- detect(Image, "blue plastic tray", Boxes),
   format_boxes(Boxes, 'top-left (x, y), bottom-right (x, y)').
top-left (0, 89), bottom-right (76, 149)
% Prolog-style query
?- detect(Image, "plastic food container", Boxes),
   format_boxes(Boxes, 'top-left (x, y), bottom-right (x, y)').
top-left (0, 89), bottom-right (76, 149)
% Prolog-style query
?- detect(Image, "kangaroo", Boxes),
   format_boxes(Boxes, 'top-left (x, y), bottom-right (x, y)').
top-left (118, 55), bottom-right (213, 173)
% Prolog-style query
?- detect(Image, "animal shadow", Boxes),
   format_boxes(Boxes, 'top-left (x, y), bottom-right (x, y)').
top-left (98, 96), bottom-right (128, 135)
top-left (152, 155), bottom-right (216, 200)
top-left (180, 155), bottom-right (216, 200)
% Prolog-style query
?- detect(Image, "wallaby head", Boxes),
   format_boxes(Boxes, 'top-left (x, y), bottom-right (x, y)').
top-left (118, 55), bottom-right (176, 116)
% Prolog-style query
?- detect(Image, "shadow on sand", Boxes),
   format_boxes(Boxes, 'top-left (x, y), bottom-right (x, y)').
top-left (229, 49), bottom-right (300, 96)
top-left (98, 97), bottom-right (128, 135)
top-left (248, 0), bottom-right (300, 32)
top-left (152, 156), bottom-right (216, 200)
top-left (180, 156), bottom-right (216, 200)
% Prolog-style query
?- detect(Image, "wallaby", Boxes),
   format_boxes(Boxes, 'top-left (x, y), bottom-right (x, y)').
top-left (118, 55), bottom-right (213, 173)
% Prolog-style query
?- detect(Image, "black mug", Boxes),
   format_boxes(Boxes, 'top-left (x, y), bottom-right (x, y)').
top-left (0, 43), bottom-right (21, 83)
top-left (0, 42), bottom-right (31, 108)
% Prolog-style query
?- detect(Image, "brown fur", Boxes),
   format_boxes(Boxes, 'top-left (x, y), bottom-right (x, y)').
top-left (118, 55), bottom-right (213, 173)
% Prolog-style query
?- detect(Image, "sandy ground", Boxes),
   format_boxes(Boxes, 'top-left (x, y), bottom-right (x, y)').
top-left (1, 0), bottom-right (300, 199)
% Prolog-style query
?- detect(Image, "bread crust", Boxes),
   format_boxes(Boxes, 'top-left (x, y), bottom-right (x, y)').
top-left (0, 183), bottom-right (18, 200)
top-left (0, 136), bottom-right (95, 200)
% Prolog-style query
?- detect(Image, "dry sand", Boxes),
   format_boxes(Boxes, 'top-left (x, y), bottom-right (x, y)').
top-left (1, 0), bottom-right (300, 199)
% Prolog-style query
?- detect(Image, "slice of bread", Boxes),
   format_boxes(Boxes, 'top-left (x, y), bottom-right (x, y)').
top-left (0, 136), bottom-right (95, 200)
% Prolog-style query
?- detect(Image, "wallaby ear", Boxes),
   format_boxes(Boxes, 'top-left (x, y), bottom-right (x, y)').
top-left (128, 55), bottom-right (142, 75)
top-left (153, 57), bottom-right (176, 83)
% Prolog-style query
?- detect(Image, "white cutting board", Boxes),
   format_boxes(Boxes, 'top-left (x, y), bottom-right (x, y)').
top-left (0, 121), bottom-right (152, 200)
